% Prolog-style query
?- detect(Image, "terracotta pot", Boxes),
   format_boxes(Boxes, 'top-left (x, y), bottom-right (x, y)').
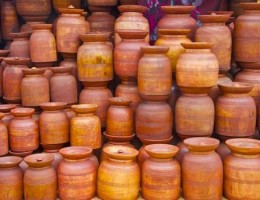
top-left (0, 113), bottom-right (8, 156)
top-left (0, 50), bottom-right (10, 98)
top-left (216, 82), bottom-right (256, 139)
top-left (142, 144), bottom-right (180, 200)
top-left (21, 68), bottom-right (50, 107)
top-left (39, 102), bottom-right (69, 147)
top-left (50, 66), bottom-right (77, 105)
top-left (216, 140), bottom-right (231, 161)
top-left (182, 137), bottom-right (223, 200)
top-left (97, 146), bottom-right (140, 200)
top-left (158, 6), bottom-right (197, 40)
top-left (30, 24), bottom-right (57, 67)
top-left (196, 14), bottom-right (232, 71)
top-left (87, 0), bottom-right (118, 7)
top-left (136, 101), bottom-right (173, 141)
top-left (3, 57), bottom-right (30, 103)
top-left (58, 146), bottom-right (97, 200)
top-left (9, 108), bottom-right (39, 152)
top-left (70, 104), bottom-right (101, 149)
top-left (1, 0), bottom-right (20, 41)
top-left (9, 150), bottom-right (32, 172)
top-left (0, 104), bottom-right (16, 127)
top-left (115, 5), bottom-right (149, 44)
top-left (224, 138), bottom-right (260, 200)
top-left (9, 32), bottom-right (31, 58)
top-left (138, 46), bottom-right (172, 101)
top-left (229, 0), bottom-right (256, 18)
top-left (52, 0), bottom-right (81, 13)
top-left (24, 153), bottom-right (57, 200)
top-left (20, 21), bottom-right (44, 32)
top-left (0, 156), bottom-right (23, 200)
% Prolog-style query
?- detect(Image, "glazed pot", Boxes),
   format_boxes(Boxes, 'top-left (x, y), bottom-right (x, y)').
top-left (40, 102), bottom-right (69, 148)
top-left (97, 146), bottom-right (140, 200)
top-left (182, 137), bottom-right (223, 200)
top-left (9, 108), bottom-right (39, 152)
top-left (0, 50), bottom-right (10, 98)
top-left (138, 46), bottom-right (172, 101)
top-left (24, 153), bottom-right (57, 200)
top-left (52, 0), bottom-right (81, 13)
top-left (0, 104), bottom-right (16, 127)
top-left (0, 113), bottom-right (8, 156)
top-left (216, 82), bottom-right (256, 139)
top-left (224, 138), bottom-right (260, 200)
top-left (58, 146), bottom-right (97, 200)
top-left (21, 68), bottom-right (50, 107)
top-left (87, 0), bottom-right (118, 7)
top-left (142, 144), bottom-right (181, 200)
top-left (70, 104), bottom-right (101, 149)
top-left (9, 32), bottom-right (31, 58)
top-left (0, 156), bottom-right (23, 200)
top-left (115, 5), bottom-right (149, 44)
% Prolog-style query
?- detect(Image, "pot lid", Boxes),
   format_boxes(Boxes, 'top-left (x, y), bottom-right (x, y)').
top-left (103, 146), bottom-right (139, 160)
top-left (218, 82), bottom-right (253, 94)
top-left (24, 153), bottom-right (54, 168)
top-left (226, 138), bottom-right (260, 155)
top-left (184, 137), bottom-right (219, 152)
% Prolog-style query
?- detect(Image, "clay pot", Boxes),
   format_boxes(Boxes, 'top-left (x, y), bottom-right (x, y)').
top-left (196, 14), bottom-right (232, 71)
top-left (70, 104), bottom-right (101, 149)
top-left (58, 146), bottom-right (97, 200)
top-left (52, 0), bottom-right (81, 13)
top-left (182, 137), bottom-right (223, 200)
top-left (0, 104), bottom-right (16, 127)
top-left (0, 113), bottom-right (8, 156)
top-left (9, 32), bottom-right (31, 58)
top-left (21, 68), bottom-right (50, 107)
top-left (138, 46), bottom-right (172, 101)
top-left (9, 108), bottom-right (39, 152)
top-left (30, 24), bottom-right (57, 67)
top-left (59, 53), bottom-right (77, 78)
top-left (0, 156), bottom-right (23, 200)
top-left (224, 138), bottom-right (260, 200)
top-left (50, 66), bottom-right (77, 105)
top-left (158, 6), bottom-right (197, 40)
top-left (24, 153), bottom-right (57, 200)
top-left (142, 144), bottom-right (180, 200)
top-left (115, 5), bottom-right (149, 44)
top-left (97, 146), bottom-right (140, 200)
top-left (3, 57), bottom-right (30, 103)
top-left (216, 82), bottom-right (256, 139)
top-left (87, 0), bottom-right (118, 7)
top-left (39, 102), bottom-right (69, 148)
top-left (0, 50), bottom-right (10, 98)
top-left (114, 30), bottom-right (149, 82)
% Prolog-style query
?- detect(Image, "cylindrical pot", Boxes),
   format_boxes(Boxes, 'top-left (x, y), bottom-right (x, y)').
top-left (9, 32), bottom-right (31, 58)
top-left (0, 113), bottom-right (8, 156)
top-left (0, 104), bottom-right (17, 127)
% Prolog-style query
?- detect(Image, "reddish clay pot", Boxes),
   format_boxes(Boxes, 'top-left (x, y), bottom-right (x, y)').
top-left (0, 104), bottom-right (16, 127)
top-left (0, 156), bottom-right (23, 200)
top-left (142, 144), bottom-right (180, 200)
top-left (224, 138), bottom-right (260, 200)
top-left (70, 104), bottom-right (101, 149)
top-left (9, 108), bottom-right (39, 152)
top-left (229, 0), bottom-right (256, 18)
top-left (58, 146), bottom-right (97, 200)
top-left (158, 6), bottom-right (197, 40)
top-left (3, 57), bottom-right (30, 103)
top-left (24, 153), bottom-right (57, 200)
top-left (97, 146), bottom-right (140, 200)
top-left (52, 0), bottom-right (81, 13)
top-left (9, 32), bottom-right (31, 58)
top-left (9, 150), bottom-right (32, 172)
top-left (50, 66), bottom-right (77, 105)
top-left (0, 113), bottom-right (8, 156)
top-left (40, 102), bottom-right (69, 148)
top-left (87, 0), bottom-right (118, 7)
top-left (21, 68), bottom-right (50, 107)
top-left (182, 137), bottom-right (223, 200)
top-left (0, 50), bottom-right (10, 98)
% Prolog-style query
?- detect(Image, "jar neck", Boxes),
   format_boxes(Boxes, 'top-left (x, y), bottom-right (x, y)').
top-left (202, 22), bottom-right (225, 26)
top-left (77, 113), bottom-right (94, 117)
top-left (121, 38), bottom-right (145, 42)
top-left (189, 150), bottom-right (215, 155)
top-left (143, 53), bottom-right (166, 57)
top-left (44, 110), bottom-right (62, 113)
top-left (223, 93), bottom-right (249, 97)
top-left (29, 165), bottom-right (51, 170)
top-left (83, 41), bottom-right (106, 45)
top-left (183, 93), bottom-right (207, 97)
top-left (150, 157), bottom-right (173, 162)
top-left (62, 13), bottom-right (81, 17)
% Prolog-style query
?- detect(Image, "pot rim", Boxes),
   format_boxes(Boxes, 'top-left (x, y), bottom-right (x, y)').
top-left (31, 24), bottom-right (52, 30)
top-left (51, 66), bottom-right (72, 74)
top-left (240, 3), bottom-right (260, 11)
top-left (4, 57), bottom-right (30, 65)
top-left (0, 50), bottom-right (10, 57)
top-left (218, 82), bottom-right (253, 94)
top-left (11, 108), bottom-right (35, 117)
top-left (59, 6), bottom-right (84, 15)
top-left (161, 5), bottom-right (195, 14)
top-left (139, 136), bottom-right (173, 145)
top-left (158, 28), bottom-right (191, 36)
top-left (141, 46), bottom-right (169, 54)
top-left (24, 153), bottom-right (54, 168)
top-left (80, 32), bottom-right (109, 42)
top-left (198, 14), bottom-right (230, 23)
top-left (108, 97), bottom-right (132, 106)
top-left (226, 138), bottom-right (260, 155)
top-left (22, 67), bottom-right (45, 75)
top-left (103, 131), bottom-right (135, 142)
top-left (59, 146), bottom-right (93, 160)
top-left (145, 144), bottom-right (179, 159)
top-left (207, 11), bottom-right (233, 17)
top-left (181, 42), bottom-right (213, 49)
top-left (0, 104), bottom-right (17, 112)
top-left (71, 104), bottom-right (98, 114)
top-left (9, 150), bottom-right (33, 157)
top-left (40, 102), bottom-right (67, 111)
top-left (103, 146), bottom-right (139, 160)
top-left (117, 29), bottom-right (148, 40)
top-left (118, 5), bottom-right (147, 13)
top-left (184, 137), bottom-right (219, 152)
top-left (10, 32), bottom-right (32, 39)
top-left (0, 156), bottom-right (22, 168)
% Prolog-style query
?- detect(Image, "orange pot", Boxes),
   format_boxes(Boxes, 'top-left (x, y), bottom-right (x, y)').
top-left (9, 32), bottom-right (31, 58)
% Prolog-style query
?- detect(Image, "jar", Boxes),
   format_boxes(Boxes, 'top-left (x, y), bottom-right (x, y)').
top-left (0, 113), bottom-right (8, 156)
top-left (0, 104), bottom-right (17, 127)
top-left (9, 32), bottom-right (31, 58)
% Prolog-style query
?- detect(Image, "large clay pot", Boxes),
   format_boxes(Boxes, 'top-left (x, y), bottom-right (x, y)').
top-left (50, 66), bottom-right (77, 105)
top-left (229, 0), bottom-right (257, 18)
top-left (9, 108), bottom-right (39, 152)
top-left (0, 104), bottom-right (16, 127)
top-left (158, 6), bottom-right (197, 40)
top-left (24, 153), bottom-right (57, 200)
top-left (0, 113), bottom-right (8, 156)
top-left (115, 5), bottom-right (149, 44)
top-left (182, 137), bottom-right (223, 200)
top-left (216, 82), bottom-right (256, 139)
top-left (3, 57), bottom-right (30, 103)
top-left (97, 146), bottom-right (140, 200)
top-left (9, 32), bottom-right (31, 58)
top-left (0, 156), bottom-right (23, 200)
top-left (39, 102), bottom-right (69, 148)
top-left (52, 0), bottom-right (81, 13)
top-left (138, 46), bottom-right (172, 101)
top-left (30, 24), bottom-right (57, 67)
top-left (0, 50), bottom-right (10, 98)
top-left (70, 104), bottom-right (101, 149)
top-left (142, 144), bottom-right (181, 200)
top-left (87, 0), bottom-right (118, 7)
top-left (58, 146), bottom-right (97, 200)
top-left (21, 68), bottom-right (50, 107)
top-left (224, 138), bottom-right (260, 200)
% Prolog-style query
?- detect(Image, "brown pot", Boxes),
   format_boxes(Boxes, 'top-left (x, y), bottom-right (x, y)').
top-left (58, 146), bottom-right (97, 200)
top-left (97, 146), bottom-right (140, 200)
top-left (182, 137), bottom-right (223, 200)
top-left (21, 68), bottom-right (50, 107)
top-left (52, 0), bottom-right (81, 13)
top-left (0, 113), bottom-right (8, 156)
top-left (9, 32), bottom-right (31, 58)
top-left (50, 66), bottom-right (77, 105)
top-left (216, 82), bottom-right (256, 139)
top-left (158, 6), bottom-right (197, 40)
top-left (224, 138), bottom-right (260, 200)
top-left (0, 50), bottom-right (10, 98)
top-left (229, 0), bottom-right (256, 18)
top-left (24, 153), bottom-right (57, 200)
top-left (142, 144), bottom-right (181, 200)
top-left (9, 108), bottom-right (39, 152)
top-left (0, 156), bottom-right (23, 200)
top-left (9, 150), bottom-right (32, 172)
top-left (0, 104), bottom-right (17, 127)
top-left (87, 0), bottom-right (118, 7)
top-left (70, 104), bottom-right (101, 149)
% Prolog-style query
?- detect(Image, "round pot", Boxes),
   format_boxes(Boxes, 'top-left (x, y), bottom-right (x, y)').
top-left (9, 32), bottom-right (31, 58)
top-left (0, 104), bottom-right (17, 127)
top-left (0, 113), bottom-right (8, 156)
